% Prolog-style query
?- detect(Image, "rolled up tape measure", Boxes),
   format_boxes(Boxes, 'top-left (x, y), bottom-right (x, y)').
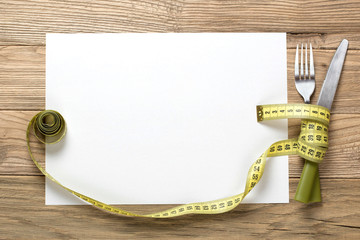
top-left (26, 103), bottom-right (330, 218)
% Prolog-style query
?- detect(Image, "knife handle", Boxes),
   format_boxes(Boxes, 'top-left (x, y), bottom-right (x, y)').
top-left (294, 160), bottom-right (321, 203)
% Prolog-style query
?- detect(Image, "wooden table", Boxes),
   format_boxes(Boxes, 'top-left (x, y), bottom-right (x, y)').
top-left (1, 1), bottom-right (359, 239)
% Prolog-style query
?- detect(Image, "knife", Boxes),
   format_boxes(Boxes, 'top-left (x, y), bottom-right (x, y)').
top-left (294, 39), bottom-right (349, 203)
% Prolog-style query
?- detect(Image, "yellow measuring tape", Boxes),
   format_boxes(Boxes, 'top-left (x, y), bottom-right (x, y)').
top-left (27, 103), bottom-right (330, 218)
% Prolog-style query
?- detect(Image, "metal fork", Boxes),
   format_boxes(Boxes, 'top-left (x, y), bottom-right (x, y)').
top-left (294, 43), bottom-right (321, 203)
top-left (295, 43), bottom-right (315, 103)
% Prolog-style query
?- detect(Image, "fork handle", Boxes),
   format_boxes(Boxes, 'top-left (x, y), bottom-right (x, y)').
top-left (295, 99), bottom-right (321, 203)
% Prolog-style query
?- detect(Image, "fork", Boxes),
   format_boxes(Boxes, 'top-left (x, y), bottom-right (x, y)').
top-left (294, 43), bottom-right (315, 103)
top-left (294, 43), bottom-right (321, 203)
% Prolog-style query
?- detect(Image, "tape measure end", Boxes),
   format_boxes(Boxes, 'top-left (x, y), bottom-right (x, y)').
top-left (256, 106), bottom-right (263, 122)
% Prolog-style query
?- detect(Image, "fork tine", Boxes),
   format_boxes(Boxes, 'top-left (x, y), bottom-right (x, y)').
top-left (294, 42), bottom-right (315, 104)
top-left (300, 44), bottom-right (304, 79)
top-left (309, 43), bottom-right (315, 79)
top-left (295, 44), bottom-right (299, 79)
top-left (305, 43), bottom-right (308, 78)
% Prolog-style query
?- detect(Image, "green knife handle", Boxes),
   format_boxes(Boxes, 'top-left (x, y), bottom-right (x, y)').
top-left (294, 160), bottom-right (321, 203)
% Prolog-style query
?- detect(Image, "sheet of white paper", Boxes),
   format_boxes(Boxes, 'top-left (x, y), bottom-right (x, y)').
top-left (46, 33), bottom-right (288, 205)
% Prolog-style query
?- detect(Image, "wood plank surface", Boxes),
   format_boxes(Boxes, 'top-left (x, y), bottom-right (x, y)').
top-left (1, 0), bottom-right (360, 46)
top-left (1, 0), bottom-right (360, 239)
top-left (1, 176), bottom-right (359, 239)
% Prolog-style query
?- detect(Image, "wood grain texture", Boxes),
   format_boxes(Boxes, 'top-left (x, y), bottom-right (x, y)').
top-left (1, 111), bottom-right (359, 178)
top-left (1, 0), bottom-right (360, 46)
top-left (0, 176), bottom-right (359, 239)
top-left (0, 46), bottom-right (44, 110)
top-left (1, 0), bottom-right (360, 239)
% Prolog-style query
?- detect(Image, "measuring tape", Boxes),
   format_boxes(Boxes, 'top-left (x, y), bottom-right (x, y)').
top-left (26, 103), bottom-right (330, 218)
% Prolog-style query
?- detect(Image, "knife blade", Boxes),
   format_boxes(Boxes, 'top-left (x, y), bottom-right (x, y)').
top-left (317, 39), bottom-right (349, 109)
top-left (295, 39), bottom-right (348, 203)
